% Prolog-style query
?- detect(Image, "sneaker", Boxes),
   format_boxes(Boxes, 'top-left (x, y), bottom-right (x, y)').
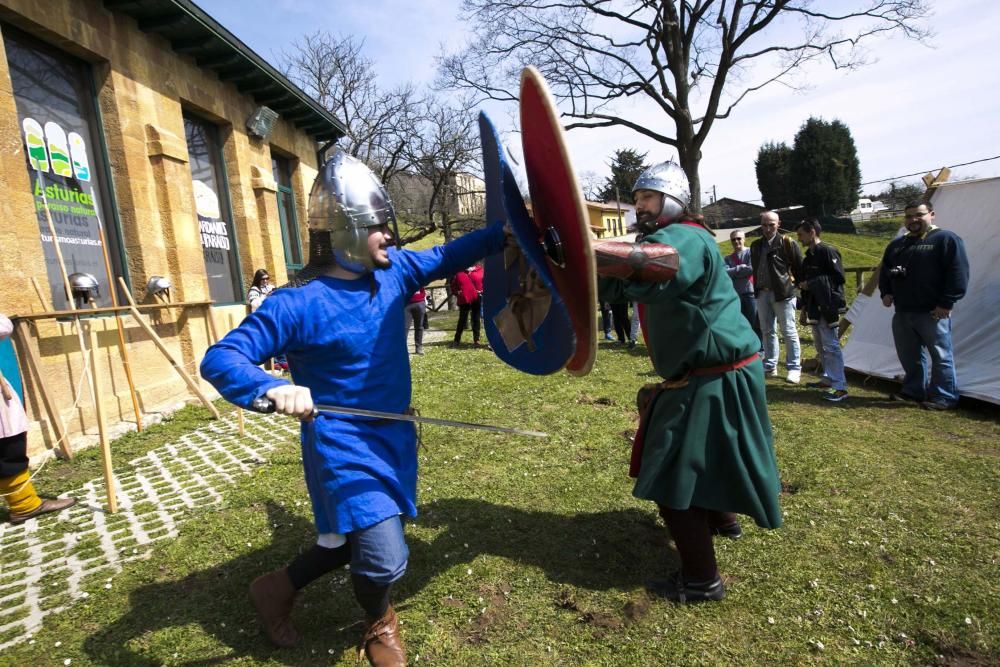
top-left (805, 381), bottom-right (832, 389)
top-left (823, 389), bottom-right (849, 402)
top-left (889, 391), bottom-right (921, 403)
top-left (765, 367), bottom-right (779, 377)
top-left (646, 573), bottom-right (726, 603)
top-left (921, 400), bottom-right (955, 411)
top-left (785, 369), bottom-right (801, 384)
top-left (628, 340), bottom-right (637, 349)
top-left (603, 333), bottom-right (615, 341)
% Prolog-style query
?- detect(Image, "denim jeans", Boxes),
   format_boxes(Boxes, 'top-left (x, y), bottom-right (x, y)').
top-left (349, 515), bottom-right (409, 585)
top-left (757, 291), bottom-right (801, 371)
top-left (630, 303), bottom-right (641, 341)
top-left (891, 311), bottom-right (959, 405)
top-left (811, 317), bottom-right (846, 390)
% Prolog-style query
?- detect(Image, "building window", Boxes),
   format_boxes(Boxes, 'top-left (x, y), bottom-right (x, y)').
top-left (184, 113), bottom-right (241, 303)
top-left (5, 26), bottom-right (124, 310)
top-left (271, 154), bottom-right (302, 270)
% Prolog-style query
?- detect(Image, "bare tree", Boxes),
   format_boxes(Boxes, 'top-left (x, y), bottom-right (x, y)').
top-left (578, 170), bottom-right (604, 201)
top-left (398, 97), bottom-right (485, 245)
top-left (282, 32), bottom-right (421, 185)
top-left (438, 1), bottom-right (930, 211)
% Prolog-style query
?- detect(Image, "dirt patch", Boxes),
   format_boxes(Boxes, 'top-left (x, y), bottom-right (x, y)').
top-left (577, 395), bottom-right (617, 406)
top-left (780, 481), bottom-right (801, 495)
top-left (623, 596), bottom-right (650, 622)
top-left (554, 589), bottom-right (628, 636)
top-left (932, 645), bottom-right (997, 666)
top-left (462, 582), bottom-right (513, 645)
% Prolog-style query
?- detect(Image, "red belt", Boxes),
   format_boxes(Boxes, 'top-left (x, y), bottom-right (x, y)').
top-left (628, 352), bottom-right (760, 478)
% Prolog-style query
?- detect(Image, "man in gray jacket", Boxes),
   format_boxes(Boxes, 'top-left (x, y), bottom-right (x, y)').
top-left (750, 211), bottom-right (803, 383)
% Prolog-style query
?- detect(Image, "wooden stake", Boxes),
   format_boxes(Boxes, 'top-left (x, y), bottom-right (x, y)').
top-left (96, 224), bottom-right (143, 432)
top-left (87, 318), bottom-right (117, 512)
top-left (227, 313), bottom-right (244, 437)
top-left (11, 322), bottom-right (73, 459)
top-left (116, 277), bottom-right (220, 419)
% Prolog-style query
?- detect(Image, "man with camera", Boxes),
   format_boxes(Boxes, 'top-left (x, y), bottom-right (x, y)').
top-left (878, 200), bottom-right (970, 410)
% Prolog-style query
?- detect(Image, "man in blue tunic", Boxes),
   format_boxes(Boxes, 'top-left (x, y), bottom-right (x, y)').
top-left (201, 151), bottom-right (504, 666)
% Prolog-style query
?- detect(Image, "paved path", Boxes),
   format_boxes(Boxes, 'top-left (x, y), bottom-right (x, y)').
top-left (0, 411), bottom-right (298, 650)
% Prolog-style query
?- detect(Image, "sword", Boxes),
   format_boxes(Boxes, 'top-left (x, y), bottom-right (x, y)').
top-left (249, 397), bottom-right (548, 438)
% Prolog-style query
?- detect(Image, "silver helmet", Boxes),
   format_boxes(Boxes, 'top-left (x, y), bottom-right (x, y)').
top-left (306, 150), bottom-right (398, 274)
top-left (632, 160), bottom-right (690, 230)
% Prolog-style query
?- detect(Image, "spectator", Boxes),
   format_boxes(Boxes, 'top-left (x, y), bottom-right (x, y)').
top-left (609, 299), bottom-right (632, 346)
top-left (879, 200), bottom-right (970, 410)
top-left (247, 269), bottom-right (274, 312)
top-left (0, 314), bottom-right (76, 524)
top-left (724, 230), bottom-right (761, 347)
top-left (600, 302), bottom-right (615, 341)
top-left (405, 288), bottom-right (427, 356)
top-left (450, 265), bottom-right (484, 347)
top-left (795, 219), bottom-right (849, 401)
top-left (629, 302), bottom-right (641, 347)
top-left (750, 211), bottom-right (803, 383)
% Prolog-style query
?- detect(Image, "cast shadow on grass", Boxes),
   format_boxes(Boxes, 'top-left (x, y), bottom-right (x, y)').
top-left (82, 500), bottom-right (671, 665)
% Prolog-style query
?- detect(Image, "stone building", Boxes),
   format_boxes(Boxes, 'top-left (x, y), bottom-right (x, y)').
top-left (701, 197), bottom-right (766, 229)
top-left (0, 0), bottom-right (346, 459)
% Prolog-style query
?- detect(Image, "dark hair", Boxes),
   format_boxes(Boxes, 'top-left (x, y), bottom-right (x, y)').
top-left (795, 218), bottom-right (822, 235)
top-left (904, 199), bottom-right (933, 212)
top-left (252, 268), bottom-right (270, 288)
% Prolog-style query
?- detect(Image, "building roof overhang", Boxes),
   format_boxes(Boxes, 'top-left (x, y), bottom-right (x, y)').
top-left (103, 0), bottom-right (347, 142)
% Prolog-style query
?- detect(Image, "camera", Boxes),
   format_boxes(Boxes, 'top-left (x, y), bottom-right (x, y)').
top-left (889, 265), bottom-right (907, 278)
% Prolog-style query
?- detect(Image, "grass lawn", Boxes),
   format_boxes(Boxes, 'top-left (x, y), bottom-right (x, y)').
top-left (5, 225), bottom-right (995, 665)
top-left (5, 323), bottom-right (997, 665)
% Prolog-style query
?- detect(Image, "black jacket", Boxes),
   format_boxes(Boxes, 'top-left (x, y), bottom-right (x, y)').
top-left (799, 242), bottom-right (846, 324)
top-left (750, 232), bottom-right (803, 301)
top-left (878, 228), bottom-right (970, 312)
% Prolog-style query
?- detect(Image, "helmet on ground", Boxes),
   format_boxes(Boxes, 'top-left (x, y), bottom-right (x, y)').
top-left (631, 160), bottom-right (690, 230)
top-left (306, 150), bottom-right (398, 274)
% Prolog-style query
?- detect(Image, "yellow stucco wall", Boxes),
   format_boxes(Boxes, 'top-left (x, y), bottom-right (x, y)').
top-left (0, 0), bottom-right (323, 459)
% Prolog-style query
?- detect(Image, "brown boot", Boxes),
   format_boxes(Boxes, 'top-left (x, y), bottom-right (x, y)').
top-left (361, 605), bottom-right (406, 666)
top-left (9, 497), bottom-right (77, 525)
top-left (249, 569), bottom-right (299, 647)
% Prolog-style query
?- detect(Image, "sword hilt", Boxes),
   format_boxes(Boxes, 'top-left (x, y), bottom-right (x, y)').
top-left (250, 396), bottom-right (320, 418)
top-left (250, 397), bottom-right (276, 413)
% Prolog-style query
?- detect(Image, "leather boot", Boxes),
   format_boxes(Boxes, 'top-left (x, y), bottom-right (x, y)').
top-left (361, 605), bottom-right (406, 666)
top-left (9, 497), bottom-right (77, 525)
top-left (249, 569), bottom-right (299, 647)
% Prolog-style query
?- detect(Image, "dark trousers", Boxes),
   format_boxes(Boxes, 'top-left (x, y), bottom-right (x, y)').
top-left (658, 505), bottom-right (738, 581)
top-left (600, 302), bottom-right (613, 335)
top-left (738, 293), bottom-right (762, 348)
top-left (454, 298), bottom-right (481, 344)
top-left (404, 302), bottom-right (426, 351)
top-left (610, 302), bottom-right (630, 342)
top-left (0, 432), bottom-right (29, 478)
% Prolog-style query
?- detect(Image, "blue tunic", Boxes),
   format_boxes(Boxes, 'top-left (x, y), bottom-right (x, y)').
top-left (201, 224), bottom-right (505, 534)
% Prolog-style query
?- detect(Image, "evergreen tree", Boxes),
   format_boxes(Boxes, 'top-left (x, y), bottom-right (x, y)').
top-left (755, 142), bottom-right (794, 209)
top-left (598, 149), bottom-right (648, 202)
top-left (789, 117), bottom-right (862, 216)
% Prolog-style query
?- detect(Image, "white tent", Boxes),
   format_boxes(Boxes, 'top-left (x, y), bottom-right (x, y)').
top-left (842, 177), bottom-right (1000, 405)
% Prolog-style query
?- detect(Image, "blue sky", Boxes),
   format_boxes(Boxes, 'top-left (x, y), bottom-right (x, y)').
top-left (199, 0), bottom-right (1000, 204)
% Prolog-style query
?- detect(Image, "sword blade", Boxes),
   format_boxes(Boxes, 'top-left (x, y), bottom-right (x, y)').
top-left (312, 404), bottom-right (548, 438)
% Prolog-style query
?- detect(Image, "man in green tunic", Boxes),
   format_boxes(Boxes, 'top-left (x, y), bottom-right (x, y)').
top-left (594, 160), bottom-right (782, 603)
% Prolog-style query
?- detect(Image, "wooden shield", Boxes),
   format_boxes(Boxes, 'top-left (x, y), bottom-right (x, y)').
top-left (478, 112), bottom-right (575, 375)
top-left (519, 66), bottom-right (598, 376)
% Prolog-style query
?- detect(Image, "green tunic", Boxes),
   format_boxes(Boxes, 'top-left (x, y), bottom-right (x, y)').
top-left (600, 223), bottom-right (782, 529)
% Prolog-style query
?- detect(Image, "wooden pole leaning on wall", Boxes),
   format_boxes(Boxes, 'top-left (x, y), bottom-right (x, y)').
top-left (97, 225), bottom-right (143, 432)
top-left (116, 277), bottom-right (220, 419)
top-left (86, 307), bottom-right (117, 513)
top-left (11, 322), bottom-right (73, 460)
